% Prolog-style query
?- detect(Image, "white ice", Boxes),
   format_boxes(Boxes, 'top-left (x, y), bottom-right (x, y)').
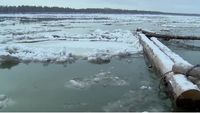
top-left (0, 29), bottom-right (142, 63)
top-left (1, 14), bottom-right (200, 63)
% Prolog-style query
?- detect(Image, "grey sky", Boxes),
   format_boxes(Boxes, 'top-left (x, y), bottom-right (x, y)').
top-left (1, 0), bottom-right (200, 14)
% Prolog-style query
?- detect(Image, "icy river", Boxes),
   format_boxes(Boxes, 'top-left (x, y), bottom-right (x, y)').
top-left (0, 14), bottom-right (200, 111)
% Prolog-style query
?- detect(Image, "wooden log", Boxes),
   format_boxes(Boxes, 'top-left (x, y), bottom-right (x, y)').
top-left (139, 33), bottom-right (173, 74)
top-left (151, 37), bottom-right (200, 79)
top-left (173, 63), bottom-right (200, 79)
top-left (151, 37), bottom-right (191, 65)
top-left (138, 33), bottom-right (200, 108)
top-left (137, 28), bottom-right (200, 40)
top-left (166, 73), bottom-right (200, 108)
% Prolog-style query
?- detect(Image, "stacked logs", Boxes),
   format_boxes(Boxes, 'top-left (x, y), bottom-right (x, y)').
top-left (137, 32), bottom-right (200, 109)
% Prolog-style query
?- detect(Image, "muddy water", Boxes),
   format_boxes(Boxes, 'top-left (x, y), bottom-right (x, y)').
top-left (0, 56), bottom-right (171, 112)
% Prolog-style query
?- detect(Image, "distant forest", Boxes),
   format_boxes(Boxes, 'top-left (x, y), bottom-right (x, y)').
top-left (0, 5), bottom-right (200, 16)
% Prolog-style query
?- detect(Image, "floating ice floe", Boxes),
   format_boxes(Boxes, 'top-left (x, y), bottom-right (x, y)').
top-left (0, 29), bottom-right (142, 63)
top-left (65, 71), bottom-right (129, 89)
top-left (140, 86), bottom-right (152, 90)
top-left (0, 44), bottom-right (77, 63)
top-left (0, 94), bottom-right (9, 109)
top-left (161, 24), bottom-right (177, 28)
top-left (87, 52), bottom-right (111, 64)
top-left (4, 29), bottom-right (140, 44)
top-left (91, 29), bottom-right (137, 43)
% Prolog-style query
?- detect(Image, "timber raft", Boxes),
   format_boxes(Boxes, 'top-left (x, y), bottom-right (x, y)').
top-left (137, 29), bottom-right (200, 110)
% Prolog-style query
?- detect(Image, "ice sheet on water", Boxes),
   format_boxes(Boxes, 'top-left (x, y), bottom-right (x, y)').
top-left (0, 29), bottom-right (142, 63)
top-left (4, 28), bottom-right (140, 44)
top-left (0, 44), bottom-right (77, 63)
top-left (91, 29), bottom-right (138, 43)
top-left (65, 71), bottom-right (129, 89)
top-left (0, 19), bottom-right (18, 26)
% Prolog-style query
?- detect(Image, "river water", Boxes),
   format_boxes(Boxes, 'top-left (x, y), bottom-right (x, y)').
top-left (0, 56), bottom-right (172, 112)
top-left (0, 14), bottom-right (199, 111)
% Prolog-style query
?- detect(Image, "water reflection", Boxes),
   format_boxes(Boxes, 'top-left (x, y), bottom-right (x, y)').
top-left (0, 61), bottom-right (19, 69)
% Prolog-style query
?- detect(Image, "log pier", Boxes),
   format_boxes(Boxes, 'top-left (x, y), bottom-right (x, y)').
top-left (137, 32), bottom-right (200, 109)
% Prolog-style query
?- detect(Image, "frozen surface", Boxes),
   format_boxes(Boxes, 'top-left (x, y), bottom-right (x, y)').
top-left (1, 14), bottom-right (200, 64)
top-left (0, 29), bottom-right (142, 63)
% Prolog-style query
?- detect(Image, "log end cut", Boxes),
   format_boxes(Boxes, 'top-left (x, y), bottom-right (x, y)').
top-left (176, 89), bottom-right (200, 108)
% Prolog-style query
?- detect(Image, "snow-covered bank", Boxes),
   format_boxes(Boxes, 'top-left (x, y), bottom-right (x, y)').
top-left (0, 29), bottom-right (142, 64)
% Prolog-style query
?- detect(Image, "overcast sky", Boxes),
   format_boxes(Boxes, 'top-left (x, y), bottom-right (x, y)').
top-left (1, 0), bottom-right (200, 14)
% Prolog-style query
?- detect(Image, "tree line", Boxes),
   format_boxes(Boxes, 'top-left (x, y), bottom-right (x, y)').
top-left (0, 5), bottom-right (199, 16)
top-left (0, 5), bottom-right (162, 14)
